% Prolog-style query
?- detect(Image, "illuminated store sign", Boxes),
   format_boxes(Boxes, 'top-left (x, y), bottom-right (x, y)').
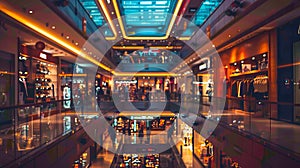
top-left (199, 63), bottom-right (207, 71)
top-left (115, 80), bottom-right (137, 84)
top-left (132, 116), bottom-right (155, 120)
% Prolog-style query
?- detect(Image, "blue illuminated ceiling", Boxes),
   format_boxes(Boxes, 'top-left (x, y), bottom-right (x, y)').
top-left (79, 0), bottom-right (114, 37)
top-left (178, 0), bottom-right (223, 37)
top-left (193, 0), bottom-right (223, 26)
top-left (117, 0), bottom-right (178, 37)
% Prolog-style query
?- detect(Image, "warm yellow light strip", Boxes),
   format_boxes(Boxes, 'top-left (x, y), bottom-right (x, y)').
top-left (0, 71), bottom-right (15, 75)
top-left (0, 3), bottom-right (113, 73)
top-left (98, 0), bottom-right (117, 40)
top-left (178, 36), bottom-right (191, 41)
top-left (112, 46), bottom-right (182, 50)
top-left (59, 74), bottom-right (87, 77)
top-left (112, 0), bottom-right (183, 40)
top-left (112, 46), bottom-right (144, 50)
top-left (114, 72), bottom-right (178, 77)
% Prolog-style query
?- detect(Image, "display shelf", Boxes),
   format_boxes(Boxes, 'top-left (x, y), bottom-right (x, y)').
top-left (230, 69), bottom-right (268, 78)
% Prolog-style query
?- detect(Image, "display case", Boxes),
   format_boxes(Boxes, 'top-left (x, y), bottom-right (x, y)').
top-left (34, 60), bottom-right (57, 103)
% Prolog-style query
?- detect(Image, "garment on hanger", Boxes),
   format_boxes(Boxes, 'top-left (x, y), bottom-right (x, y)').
top-left (231, 81), bottom-right (238, 97)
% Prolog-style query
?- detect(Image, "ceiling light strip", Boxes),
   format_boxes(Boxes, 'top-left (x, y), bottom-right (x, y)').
top-left (112, 0), bottom-right (183, 40)
top-left (98, 0), bottom-right (117, 40)
top-left (112, 46), bottom-right (182, 50)
top-left (114, 72), bottom-right (178, 77)
top-left (0, 4), bottom-right (113, 73)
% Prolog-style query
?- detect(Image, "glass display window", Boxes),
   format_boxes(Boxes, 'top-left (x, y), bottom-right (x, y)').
top-left (33, 60), bottom-right (57, 103)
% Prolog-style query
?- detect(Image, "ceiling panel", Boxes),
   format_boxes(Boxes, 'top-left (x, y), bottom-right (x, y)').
top-left (79, 0), bottom-right (114, 37)
top-left (117, 0), bottom-right (178, 37)
top-left (178, 0), bottom-right (223, 38)
top-left (194, 0), bottom-right (223, 26)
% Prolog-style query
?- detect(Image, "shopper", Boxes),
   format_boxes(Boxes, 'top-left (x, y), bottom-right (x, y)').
top-left (177, 88), bottom-right (181, 103)
top-left (138, 126), bottom-right (144, 143)
top-left (146, 127), bottom-right (151, 143)
top-left (165, 89), bottom-right (170, 102)
top-left (206, 84), bottom-right (213, 102)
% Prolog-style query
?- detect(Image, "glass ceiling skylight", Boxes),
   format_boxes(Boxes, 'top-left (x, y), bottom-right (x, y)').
top-left (117, 0), bottom-right (177, 37)
top-left (177, 0), bottom-right (223, 38)
top-left (194, 0), bottom-right (223, 26)
top-left (79, 0), bottom-right (113, 37)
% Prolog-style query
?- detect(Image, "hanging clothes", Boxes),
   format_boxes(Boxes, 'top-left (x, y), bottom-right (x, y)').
top-left (231, 81), bottom-right (238, 97)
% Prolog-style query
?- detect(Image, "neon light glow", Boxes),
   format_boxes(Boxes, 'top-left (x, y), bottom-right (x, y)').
top-left (0, 3), bottom-right (113, 73)
top-left (112, 0), bottom-right (183, 40)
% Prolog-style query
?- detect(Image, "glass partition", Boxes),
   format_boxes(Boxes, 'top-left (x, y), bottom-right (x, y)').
top-left (0, 100), bottom-right (86, 167)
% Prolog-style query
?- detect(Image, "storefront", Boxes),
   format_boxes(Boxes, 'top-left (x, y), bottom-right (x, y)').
top-left (193, 130), bottom-right (214, 168)
top-left (192, 57), bottom-right (214, 104)
top-left (60, 60), bottom-right (74, 109)
top-left (277, 16), bottom-right (300, 123)
top-left (113, 114), bottom-right (176, 133)
top-left (19, 42), bottom-right (58, 104)
top-left (95, 74), bottom-right (111, 102)
top-left (119, 154), bottom-right (160, 168)
top-left (220, 31), bottom-right (271, 116)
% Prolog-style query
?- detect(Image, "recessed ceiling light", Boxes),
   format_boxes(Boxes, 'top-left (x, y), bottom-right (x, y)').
top-left (111, 12), bottom-right (114, 14)
top-left (28, 10), bottom-right (34, 14)
top-left (234, 62), bottom-right (237, 66)
top-left (51, 25), bottom-right (56, 29)
top-left (212, 44), bottom-right (215, 47)
top-left (66, 36), bottom-right (70, 39)
top-left (241, 60), bottom-right (244, 63)
top-left (75, 42), bottom-right (79, 46)
top-left (228, 34), bottom-right (231, 38)
top-left (252, 57), bottom-right (255, 60)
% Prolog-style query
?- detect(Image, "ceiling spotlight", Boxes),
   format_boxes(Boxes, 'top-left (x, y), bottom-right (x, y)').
top-left (28, 10), bottom-right (34, 14)
top-left (75, 42), bottom-right (79, 46)
top-left (234, 62), bottom-right (237, 66)
top-left (263, 53), bottom-right (267, 57)
top-left (51, 25), bottom-right (56, 29)
top-left (66, 36), bottom-right (70, 39)
top-left (252, 57), bottom-right (255, 60)
top-left (241, 60), bottom-right (244, 63)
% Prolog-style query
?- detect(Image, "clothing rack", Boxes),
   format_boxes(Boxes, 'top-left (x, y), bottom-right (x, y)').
top-left (229, 74), bottom-right (268, 112)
